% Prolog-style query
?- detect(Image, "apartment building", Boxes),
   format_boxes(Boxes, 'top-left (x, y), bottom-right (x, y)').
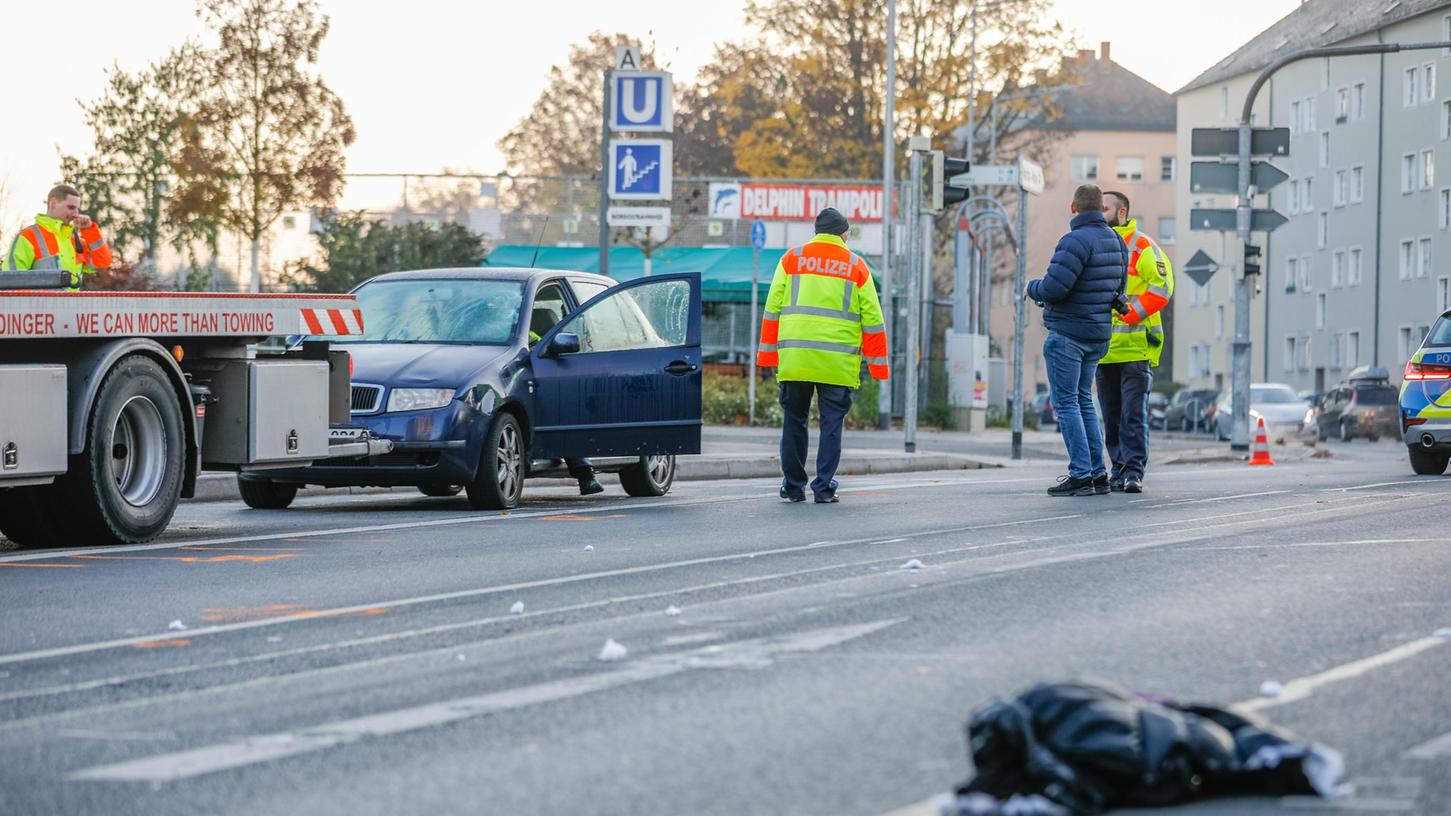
top-left (1174, 0), bottom-right (1451, 393)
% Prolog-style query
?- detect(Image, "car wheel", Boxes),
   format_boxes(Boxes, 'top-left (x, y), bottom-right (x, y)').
top-left (1408, 446), bottom-right (1450, 475)
top-left (50, 355), bottom-right (186, 545)
top-left (1339, 421), bottom-right (1353, 442)
top-left (418, 484), bottom-right (464, 497)
top-left (238, 476), bottom-right (299, 510)
top-left (467, 413), bottom-right (525, 510)
top-left (620, 455), bottom-right (675, 497)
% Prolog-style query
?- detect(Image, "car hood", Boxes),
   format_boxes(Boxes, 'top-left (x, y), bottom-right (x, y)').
top-left (345, 343), bottom-right (511, 389)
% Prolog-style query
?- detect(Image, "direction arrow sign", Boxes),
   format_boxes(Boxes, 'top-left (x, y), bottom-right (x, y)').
top-left (1190, 161), bottom-right (1290, 194)
top-left (1189, 208), bottom-right (1289, 233)
top-left (1191, 127), bottom-right (1291, 157)
top-left (948, 164), bottom-right (1017, 187)
top-left (1181, 249), bottom-right (1221, 287)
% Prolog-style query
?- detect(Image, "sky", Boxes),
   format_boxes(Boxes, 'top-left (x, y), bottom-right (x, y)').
top-left (0, 0), bottom-right (1302, 233)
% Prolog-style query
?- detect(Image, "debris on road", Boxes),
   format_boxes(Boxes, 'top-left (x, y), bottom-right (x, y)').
top-left (943, 680), bottom-right (1343, 815)
top-left (1435, 628), bottom-right (1451, 639)
top-left (167, 620), bottom-right (187, 631)
top-left (1259, 680), bottom-right (1284, 698)
top-left (902, 559), bottom-right (924, 572)
top-left (584, 545), bottom-right (595, 552)
top-left (665, 605), bottom-right (682, 616)
top-left (597, 639), bottom-right (628, 661)
top-left (510, 601), bottom-right (525, 615)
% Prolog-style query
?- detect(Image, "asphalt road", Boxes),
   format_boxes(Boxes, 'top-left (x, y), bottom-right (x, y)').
top-left (1, 438), bottom-right (1448, 815)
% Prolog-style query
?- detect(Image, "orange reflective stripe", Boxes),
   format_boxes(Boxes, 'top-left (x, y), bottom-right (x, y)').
top-left (867, 364), bottom-right (890, 381)
top-left (759, 315), bottom-right (780, 345)
top-left (78, 223), bottom-right (112, 269)
top-left (757, 350), bottom-right (779, 367)
top-left (861, 330), bottom-right (888, 358)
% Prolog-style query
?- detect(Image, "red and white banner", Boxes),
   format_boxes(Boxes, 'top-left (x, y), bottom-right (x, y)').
top-left (708, 182), bottom-right (887, 222)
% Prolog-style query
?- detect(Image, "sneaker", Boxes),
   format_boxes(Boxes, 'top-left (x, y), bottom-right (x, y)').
top-left (813, 479), bottom-right (840, 504)
top-left (1110, 480), bottom-right (1126, 493)
top-left (1047, 475), bottom-right (1096, 497)
top-left (780, 485), bottom-right (805, 503)
top-left (1092, 474), bottom-right (1111, 495)
top-left (578, 478), bottom-right (604, 496)
top-left (1124, 478), bottom-right (1143, 494)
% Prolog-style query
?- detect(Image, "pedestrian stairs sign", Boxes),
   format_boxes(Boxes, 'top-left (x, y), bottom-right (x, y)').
top-left (609, 139), bottom-right (672, 201)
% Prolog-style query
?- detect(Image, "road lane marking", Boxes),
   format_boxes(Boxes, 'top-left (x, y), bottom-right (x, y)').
top-left (0, 563), bottom-right (84, 569)
top-left (1322, 479), bottom-right (1437, 492)
top-left (1404, 730), bottom-right (1451, 760)
top-left (67, 619), bottom-right (902, 783)
top-left (1156, 489), bottom-right (1290, 506)
top-left (1235, 635), bottom-right (1449, 713)
top-left (1195, 538), bottom-right (1438, 552)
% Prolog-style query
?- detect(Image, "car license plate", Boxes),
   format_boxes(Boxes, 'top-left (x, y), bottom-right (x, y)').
top-left (329, 428), bottom-right (365, 442)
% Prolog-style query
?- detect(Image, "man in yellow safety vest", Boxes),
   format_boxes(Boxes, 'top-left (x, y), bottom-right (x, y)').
top-left (2, 184), bottom-right (113, 289)
top-left (1098, 190), bottom-right (1174, 494)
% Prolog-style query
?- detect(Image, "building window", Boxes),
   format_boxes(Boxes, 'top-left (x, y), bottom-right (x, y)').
top-left (1349, 246), bottom-right (1363, 286)
top-left (1284, 337), bottom-right (1297, 372)
top-left (1335, 87), bottom-right (1350, 122)
top-left (1332, 250), bottom-right (1346, 287)
top-left (1443, 100), bottom-right (1451, 140)
top-left (1400, 326), bottom-right (1415, 362)
top-left (1444, 15), bottom-right (1451, 56)
top-left (1304, 96), bottom-right (1316, 131)
top-left (1439, 275), bottom-right (1451, 311)
top-left (1441, 189), bottom-right (1451, 229)
top-left (1216, 305), bottom-right (1225, 339)
top-left (1320, 132), bottom-right (1330, 167)
top-left (1403, 153), bottom-right (1416, 193)
top-left (1072, 155), bottom-right (1099, 181)
top-left (1158, 217), bottom-right (1176, 244)
top-left (1290, 100), bottom-right (1301, 134)
top-left (1353, 82), bottom-right (1366, 119)
top-left (1425, 63), bottom-right (1437, 102)
top-left (1423, 149), bottom-right (1436, 189)
top-left (1401, 239), bottom-right (1416, 279)
top-left (1334, 170), bottom-right (1347, 206)
top-left (1288, 178), bottom-right (1300, 213)
top-left (1348, 330), bottom-right (1360, 367)
top-left (1322, 57), bottom-right (1331, 90)
top-left (1160, 156), bottom-right (1176, 182)
top-left (1330, 333), bottom-right (1343, 369)
top-left (1221, 86), bottom-right (1229, 119)
top-left (1301, 254), bottom-right (1314, 291)
top-left (1115, 156), bottom-right (1144, 182)
top-left (1317, 212), bottom-right (1328, 248)
top-left (1286, 256), bottom-right (1298, 292)
top-left (1419, 236), bottom-right (1433, 278)
top-left (1303, 177), bottom-right (1314, 210)
top-left (1405, 67), bottom-right (1419, 107)
top-left (1351, 165), bottom-right (1364, 203)
top-left (1316, 292), bottom-right (1327, 329)
top-left (1300, 337), bottom-right (1313, 372)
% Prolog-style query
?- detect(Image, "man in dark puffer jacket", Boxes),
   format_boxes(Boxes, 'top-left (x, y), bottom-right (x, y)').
top-left (1027, 184), bottom-right (1128, 497)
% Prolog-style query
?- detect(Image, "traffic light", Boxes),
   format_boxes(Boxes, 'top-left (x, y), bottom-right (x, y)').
top-left (928, 151), bottom-right (971, 211)
top-left (1242, 243), bottom-right (1262, 278)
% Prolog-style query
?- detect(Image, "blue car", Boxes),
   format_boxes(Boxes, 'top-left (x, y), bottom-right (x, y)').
top-left (239, 267), bottom-right (703, 510)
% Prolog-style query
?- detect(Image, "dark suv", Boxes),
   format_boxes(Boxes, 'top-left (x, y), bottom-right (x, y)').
top-left (1315, 368), bottom-right (1399, 442)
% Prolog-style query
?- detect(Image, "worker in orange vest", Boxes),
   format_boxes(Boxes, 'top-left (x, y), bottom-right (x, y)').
top-left (2, 184), bottom-right (113, 288)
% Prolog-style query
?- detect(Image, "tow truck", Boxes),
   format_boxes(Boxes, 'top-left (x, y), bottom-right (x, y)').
top-left (0, 272), bottom-right (390, 548)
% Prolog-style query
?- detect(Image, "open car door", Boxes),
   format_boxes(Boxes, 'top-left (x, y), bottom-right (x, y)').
top-left (529, 272), bottom-right (702, 458)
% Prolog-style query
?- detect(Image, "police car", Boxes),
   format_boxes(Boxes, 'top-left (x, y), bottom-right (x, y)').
top-left (1401, 308), bottom-right (1451, 475)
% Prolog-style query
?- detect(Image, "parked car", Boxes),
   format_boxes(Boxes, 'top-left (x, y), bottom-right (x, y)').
top-left (1147, 391), bottom-right (1169, 430)
top-left (1164, 388), bottom-right (1218, 432)
top-left (1401, 310), bottom-right (1451, 475)
top-left (1314, 368), bottom-right (1399, 442)
top-left (1031, 391), bottom-right (1056, 426)
top-left (1212, 383), bottom-right (1307, 441)
top-left (239, 267), bottom-right (704, 510)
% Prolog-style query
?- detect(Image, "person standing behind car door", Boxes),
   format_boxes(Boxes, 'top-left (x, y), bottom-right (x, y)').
top-left (1097, 191), bottom-right (1173, 494)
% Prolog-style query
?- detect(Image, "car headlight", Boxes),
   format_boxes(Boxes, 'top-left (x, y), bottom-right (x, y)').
top-left (386, 388), bottom-right (456, 413)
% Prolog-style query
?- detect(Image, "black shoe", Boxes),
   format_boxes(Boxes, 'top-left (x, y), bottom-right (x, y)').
top-left (1110, 480), bottom-right (1126, 493)
top-left (813, 479), bottom-right (840, 504)
top-left (578, 478), bottom-right (604, 496)
top-left (780, 485), bottom-right (805, 503)
top-left (1124, 478), bottom-right (1142, 494)
top-left (1092, 475), bottom-right (1111, 495)
top-left (1047, 475), bottom-right (1096, 497)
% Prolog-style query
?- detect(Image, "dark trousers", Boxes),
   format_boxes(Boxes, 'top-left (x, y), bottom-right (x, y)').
top-left (1095, 361), bottom-right (1152, 482)
top-left (566, 459), bottom-right (594, 481)
top-left (779, 381), bottom-right (853, 499)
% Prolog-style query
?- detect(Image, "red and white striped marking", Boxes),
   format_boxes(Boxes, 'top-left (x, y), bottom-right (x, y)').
top-left (301, 308), bottom-right (364, 336)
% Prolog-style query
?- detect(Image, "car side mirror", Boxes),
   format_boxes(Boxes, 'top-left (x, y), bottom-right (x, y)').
top-left (545, 332), bottom-right (580, 357)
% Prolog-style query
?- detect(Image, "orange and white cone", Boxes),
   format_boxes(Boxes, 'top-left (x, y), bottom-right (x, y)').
top-left (1247, 416), bottom-right (1275, 466)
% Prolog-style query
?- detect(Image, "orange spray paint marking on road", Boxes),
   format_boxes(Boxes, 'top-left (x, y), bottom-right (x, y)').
top-left (133, 639), bottom-right (191, 649)
top-left (69, 554), bottom-right (300, 564)
top-left (201, 604), bottom-right (313, 622)
top-left (536, 514), bottom-right (627, 522)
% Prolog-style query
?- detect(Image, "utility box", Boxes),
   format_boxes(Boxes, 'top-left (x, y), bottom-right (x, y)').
top-left (0, 365), bottom-right (67, 483)
top-left (945, 333), bottom-right (990, 431)
top-left (197, 359), bottom-right (330, 467)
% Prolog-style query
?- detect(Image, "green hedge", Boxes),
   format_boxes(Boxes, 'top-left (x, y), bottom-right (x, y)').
top-left (703, 372), bottom-right (880, 430)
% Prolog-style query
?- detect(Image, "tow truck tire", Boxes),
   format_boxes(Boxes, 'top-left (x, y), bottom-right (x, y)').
top-left (466, 413), bottom-right (524, 510)
top-left (0, 486), bottom-right (66, 549)
top-left (238, 476), bottom-right (299, 509)
top-left (52, 355), bottom-right (185, 545)
top-left (418, 484), bottom-right (463, 497)
top-left (1408, 446), bottom-right (1450, 475)
top-left (620, 455), bottom-right (675, 497)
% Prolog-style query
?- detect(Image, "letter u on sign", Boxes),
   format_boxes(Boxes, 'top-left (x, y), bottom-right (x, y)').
top-left (610, 71), bottom-right (673, 133)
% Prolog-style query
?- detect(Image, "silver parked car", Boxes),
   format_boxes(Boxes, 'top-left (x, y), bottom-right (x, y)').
top-left (1213, 383), bottom-right (1307, 441)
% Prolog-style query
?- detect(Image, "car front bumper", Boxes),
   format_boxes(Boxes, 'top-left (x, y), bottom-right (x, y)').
top-left (273, 402), bottom-right (487, 486)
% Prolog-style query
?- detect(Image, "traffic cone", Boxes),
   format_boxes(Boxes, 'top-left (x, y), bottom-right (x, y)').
top-left (1247, 416), bottom-right (1275, 466)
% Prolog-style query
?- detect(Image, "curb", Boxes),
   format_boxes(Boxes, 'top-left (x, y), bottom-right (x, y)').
top-left (184, 453), bottom-right (997, 504)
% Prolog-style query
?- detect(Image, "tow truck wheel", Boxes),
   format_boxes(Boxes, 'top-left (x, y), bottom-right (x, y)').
top-left (53, 355), bottom-right (185, 545)
top-left (620, 455), bottom-right (675, 497)
top-left (418, 484), bottom-right (463, 498)
top-left (1408, 446), bottom-right (1450, 476)
top-left (0, 486), bottom-right (66, 549)
top-left (238, 476), bottom-right (300, 509)
top-left (466, 413), bottom-right (524, 510)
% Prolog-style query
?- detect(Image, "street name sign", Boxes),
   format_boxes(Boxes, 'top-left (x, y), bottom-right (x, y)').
top-left (1190, 161), bottom-right (1289, 194)
top-left (1017, 157), bottom-right (1045, 194)
top-left (1189, 208), bottom-right (1289, 233)
top-left (949, 164), bottom-right (1017, 187)
top-left (1181, 249), bottom-right (1221, 287)
top-left (1191, 127), bottom-right (1291, 157)
top-left (607, 206), bottom-right (671, 228)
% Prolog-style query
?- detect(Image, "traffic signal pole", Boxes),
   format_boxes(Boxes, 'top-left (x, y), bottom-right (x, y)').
top-left (1229, 40), bottom-right (1451, 451)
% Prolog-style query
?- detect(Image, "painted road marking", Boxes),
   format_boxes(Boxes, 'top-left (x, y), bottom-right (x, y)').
top-left (1235, 635), bottom-right (1449, 713)
top-left (68, 619), bottom-right (902, 782)
top-left (1195, 538), bottom-right (1439, 552)
top-left (1404, 730), bottom-right (1451, 760)
top-left (0, 563), bottom-right (85, 569)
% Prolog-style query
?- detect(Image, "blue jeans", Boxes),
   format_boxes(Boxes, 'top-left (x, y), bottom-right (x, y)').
top-left (1043, 331), bottom-right (1108, 479)
top-left (779, 381), bottom-right (853, 499)
top-left (1096, 361), bottom-right (1152, 482)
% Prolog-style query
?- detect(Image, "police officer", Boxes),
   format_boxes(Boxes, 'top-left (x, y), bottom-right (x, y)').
top-left (1098, 191), bottom-right (1174, 493)
top-left (757, 208), bottom-right (888, 503)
